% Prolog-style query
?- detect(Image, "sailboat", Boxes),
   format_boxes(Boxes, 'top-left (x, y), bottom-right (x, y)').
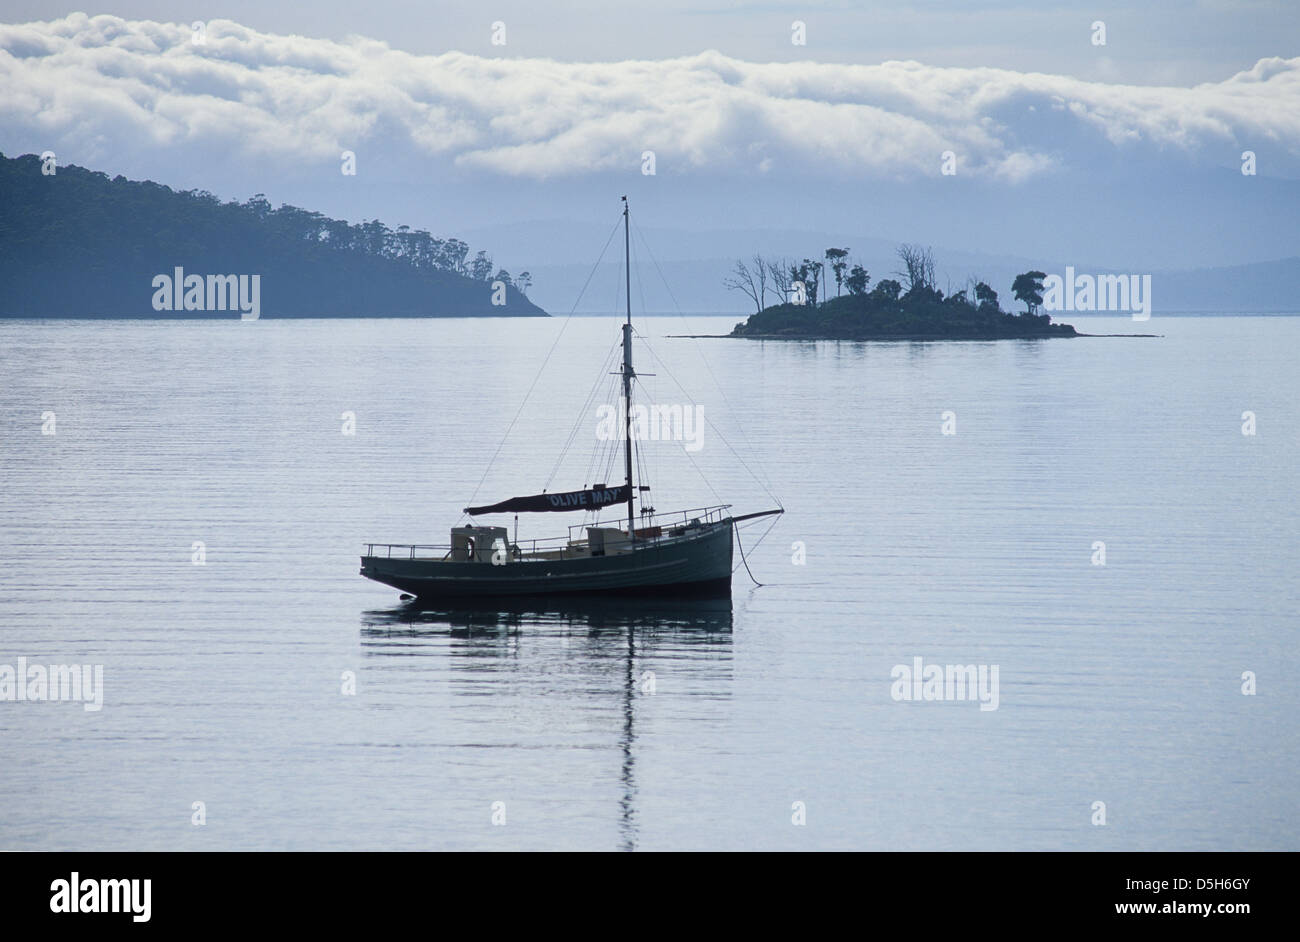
top-left (359, 198), bottom-right (782, 600)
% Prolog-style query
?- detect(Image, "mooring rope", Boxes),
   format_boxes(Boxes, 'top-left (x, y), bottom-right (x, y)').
top-left (734, 520), bottom-right (764, 586)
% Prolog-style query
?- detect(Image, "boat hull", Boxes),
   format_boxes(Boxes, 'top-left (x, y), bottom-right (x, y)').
top-left (360, 520), bottom-right (734, 599)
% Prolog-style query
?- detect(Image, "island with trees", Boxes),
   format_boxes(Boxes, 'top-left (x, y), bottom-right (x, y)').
top-left (725, 245), bottom-right (1075, 340)
top-left (0, 153), bottom-right (545, 317)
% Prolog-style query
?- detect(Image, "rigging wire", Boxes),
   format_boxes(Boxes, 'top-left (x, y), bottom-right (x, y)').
top-left (734, 512), bottom-right (782, 558)
top-left (636, 336), bottom-right (776, 508)
top-left (586, 239), bottom-right (630, 498)
top-left (548, 335), bottom-right (621, 491)
top-left (598, 377), bottom-right (624, 487)
top-left (580, 369), bottom-right (620, 490)
top-left (628, 234), bottom-right (659, 510)
top-left (632, 218), bottom-right (783, 504)
top-left (643, 344), bottom-right (659, 503)
top-left (459, 214), bottom-right (625, 520)
top-left (634, 405), bottom-right (651, 496)
top-left (597, 382), bottom-right (622, 496)
top-left (668, 414), bottom-right (726, 504)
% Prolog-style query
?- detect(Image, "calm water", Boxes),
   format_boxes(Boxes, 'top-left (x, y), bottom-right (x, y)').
top-left (1, 315), bottom-right (1296, 851)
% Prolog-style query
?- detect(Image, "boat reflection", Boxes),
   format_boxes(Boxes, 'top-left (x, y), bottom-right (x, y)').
top-left (359, 593), bottom-right (733, 851)
top-left (361, 591), bottom-right (734, 636)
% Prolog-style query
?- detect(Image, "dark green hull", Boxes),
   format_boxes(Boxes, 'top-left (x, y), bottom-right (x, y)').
top-left (360, 521), bottom-right (733, 599)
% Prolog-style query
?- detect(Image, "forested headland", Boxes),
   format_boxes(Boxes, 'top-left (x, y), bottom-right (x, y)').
top-left (0, 153), bottom-right (545, 317)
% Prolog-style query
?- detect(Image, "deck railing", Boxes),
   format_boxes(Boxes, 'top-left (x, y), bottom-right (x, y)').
top-left (363, 504), bottom-right (733, 562)
top-left (564, 504), bottom-right (731, 541)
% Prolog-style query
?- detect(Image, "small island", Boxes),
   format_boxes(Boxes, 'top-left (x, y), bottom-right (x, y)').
top-left (726, 245), bottom-right (1075, 341)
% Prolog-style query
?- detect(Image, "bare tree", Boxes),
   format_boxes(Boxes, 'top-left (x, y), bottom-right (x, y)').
top-left (958, 276), bottom-right (982, 309)
top-left (894, 244), bottom-right (936, 294)
top-left (764, 256), bottom-right (793, 304)
top-left (752, 254), bottom-right (770, 309)
top-left (723, 258), bottom-right (763, 313)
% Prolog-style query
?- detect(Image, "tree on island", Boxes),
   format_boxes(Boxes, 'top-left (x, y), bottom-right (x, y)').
top-left (825, 248), bottom-right (850, 298)
top-left (1012, 271), bottom-right (1047, 316)
top-left (975, 281), bottom-right (999, 312)
top-left (800, 259), bottom-right (824, 306)
top-left (723, 256), bottom-right (770, 313)
top-left (733, 251), bottom-right (870, 309)
top-left (765, 257), bottom-right (794, 303)
top-left (872, 278), bottom-right (902, 302)
top-left (845, 264), bottom-right (870, 296)
top-left (722, 244), bottom-right (1074, 340)
top-left (895, 244), bottom-right (937, 294)
top-left (781, 260), bottom-right (818, 306)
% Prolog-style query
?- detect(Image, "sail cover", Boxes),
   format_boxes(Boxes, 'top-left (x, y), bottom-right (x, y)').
top-left (465, 485), bottom-right (630, 515)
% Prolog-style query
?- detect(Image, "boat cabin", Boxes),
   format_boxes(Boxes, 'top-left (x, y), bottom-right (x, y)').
top-left (450, 525), bottom-right (508, 562)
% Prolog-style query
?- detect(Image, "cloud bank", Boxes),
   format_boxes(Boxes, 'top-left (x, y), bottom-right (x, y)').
top-left (2, 13), bottom-right (1298, 182)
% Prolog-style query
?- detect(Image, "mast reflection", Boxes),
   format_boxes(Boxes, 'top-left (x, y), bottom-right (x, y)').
top-left (360, 593), bottom-right (733, 851)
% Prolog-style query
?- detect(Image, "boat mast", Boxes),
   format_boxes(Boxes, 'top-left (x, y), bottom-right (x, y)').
top-left (622, 196), bottom-right (635, 538)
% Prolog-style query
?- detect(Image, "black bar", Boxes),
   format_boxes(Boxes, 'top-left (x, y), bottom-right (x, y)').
top-left (2, 851), bottom-right (1281, 930)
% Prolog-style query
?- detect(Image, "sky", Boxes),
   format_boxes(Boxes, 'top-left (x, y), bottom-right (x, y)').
top-left (3, 1), bottom-right (1295, 83)
top-left (1, 3), bottom-right (1297, 308)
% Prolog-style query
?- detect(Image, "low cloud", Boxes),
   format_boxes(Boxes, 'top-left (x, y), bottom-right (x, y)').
top-left (2, 13), bottom-right (1297, 180)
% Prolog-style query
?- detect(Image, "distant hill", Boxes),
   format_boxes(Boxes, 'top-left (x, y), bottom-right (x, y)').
top-left (0, 153), bottom-right (546, 317)
top-left (1142, 257), bottom-right (1300, 314)
top-left (466, 219), bottom-right (1297, 315)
